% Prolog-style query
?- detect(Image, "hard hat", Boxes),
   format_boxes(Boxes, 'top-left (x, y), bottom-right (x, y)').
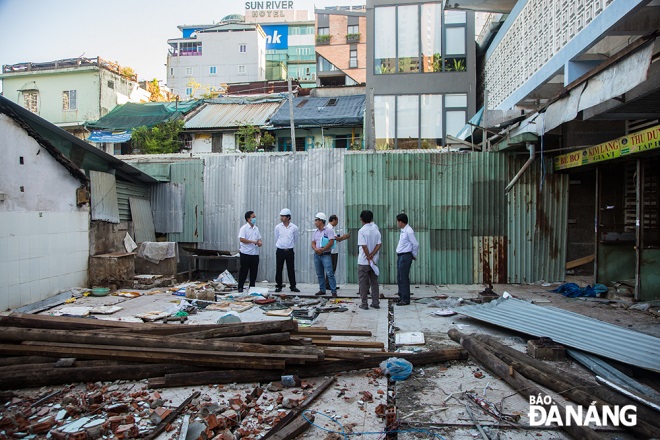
top-left (314, 212), bottom-right (327, 222)
top-left (279, 208), bottom-right (292, 216)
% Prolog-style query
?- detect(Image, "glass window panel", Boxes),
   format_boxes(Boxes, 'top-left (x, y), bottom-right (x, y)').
top-left (420, 94), bottom-right (442, 147)
top-left (374, 7), bottom-right (396, 74)
top-left (446, 110), bottom-right (466, 137)
top-left (445, 93), bottom-right (467, 107)
top-left (397, 95), bottom-right (419, 148)
top-left (398, 5), bottom-right (419, 73)
top-left (445, 27), bottom-right (466, 55)
top-left (444, 10), bottom-right (466, 24)
top-left (421, 3), bottom-right (442, 72)
top-left (375, 95), bottom-right (395, 149)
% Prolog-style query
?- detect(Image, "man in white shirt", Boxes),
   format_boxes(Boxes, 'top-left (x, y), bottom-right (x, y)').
top-left (274, 208), bottom-right (300, 293)
top-left (395, 213), bottom-right (419, 306)
top-left (311, 212), bottom-right (337, 296)
top-left (325, 214), bottom-right (350, 290)
top-left (238, 210), bottom-right (262, 293)
top-left (357, 210), bottom-right (382, 310)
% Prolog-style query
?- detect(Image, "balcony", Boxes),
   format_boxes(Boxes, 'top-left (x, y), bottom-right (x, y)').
top-left (316, 35), bottom-right (331, 45)
top-left (346, 33), bottom-right (360, 43)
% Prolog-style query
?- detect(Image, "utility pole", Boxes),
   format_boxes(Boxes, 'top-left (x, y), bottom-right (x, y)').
top-left (288, 78), bottom-right (296, 153)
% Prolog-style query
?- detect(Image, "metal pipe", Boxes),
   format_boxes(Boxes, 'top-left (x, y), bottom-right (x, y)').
top-left (504, 142), bottom-right (535, 193)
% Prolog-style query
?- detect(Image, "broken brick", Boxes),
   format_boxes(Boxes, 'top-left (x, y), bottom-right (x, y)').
top-left (115, 423), bottom-right (138, 439)
top-left (28, 416), bottom-right (56, 434)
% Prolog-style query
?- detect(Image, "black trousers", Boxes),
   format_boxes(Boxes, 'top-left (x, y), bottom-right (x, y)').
top-left (238, 253), bottom-right (259, 290)
top-left (325, 253), bottom-right (338, 288)
top-left (275, 248), bottom-right (296, 288)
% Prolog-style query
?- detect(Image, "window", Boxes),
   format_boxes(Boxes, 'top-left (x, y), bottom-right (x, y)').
top-left (186, 67), bottom-right (193, 76)
top-left (22, 91), bottom-right (38, 113)
top-left (374, 7), bottom-right (396, 74)
top-left (210, 66), bottom-right (217, 74)
top-left (238, 65), bottom-right (246, 74)
top-left (180, 41), bottom-right (202, 56)
top-left (107, 80), bottom-right (114, 89)
top-left (397, 95), bottom-right (419, 148)
top-left (444, 10), bottom-right (467, 71)
top-left (421, 94), bottom-right (443, 147)
top-left (185, 87), bottom-right (193, 96)
top-left (325, 98), bottom-right (338, 107)
top-left (445, 93), bottom-right (467, 137)
top-left (317, 27), bottom-right (329, 35)
top-left (421, 3), bottom-right (442, 72)
top-left (347, 24), bottom-right (359, 34)
top-left (170, 67), bottom-right (174, 76)
top-left (349, 48), bottom-right (358, 68)
top-left (239, 44), bottom-right (247, 53)
top-left (62, 90), bottom-right (77, 111)
top-left (374, 95), bottom-right (395, 149)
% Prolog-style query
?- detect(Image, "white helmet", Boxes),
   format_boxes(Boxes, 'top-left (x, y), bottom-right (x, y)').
top-left (314, 212), bottom-right (327, 222)
top-left (279, 208), bottom-right (292, 216)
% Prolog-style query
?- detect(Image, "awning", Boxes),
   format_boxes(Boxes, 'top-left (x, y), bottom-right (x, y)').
top-left (456, 106), bottom-right (483, 141)
top-left (87, 131), bottom-right (132, 143)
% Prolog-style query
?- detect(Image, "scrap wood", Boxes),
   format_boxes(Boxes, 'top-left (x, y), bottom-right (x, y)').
top-left (262, 376), bottom-right (335, 439)
top-left (144, 390), bottom-right (200, 440)
top-left (565, 254), bottom-right (595, 269)
top-left (294, 328), bottom-right (372, 337)
top-left (448, 329), bottom-right (602, 440)
top-left (464, 391), bottom-right (519, 423)
top-left (311, 340), bottom-right (385, 349)
top-left (268, 413), bottom-right (315, 440)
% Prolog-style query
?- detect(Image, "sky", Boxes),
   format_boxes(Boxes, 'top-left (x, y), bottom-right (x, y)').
top-left (0, 0), bottom-right (356, 86)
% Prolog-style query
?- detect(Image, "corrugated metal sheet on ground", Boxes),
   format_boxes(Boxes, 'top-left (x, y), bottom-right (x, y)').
top-left (116, 180), bottom-right (150, 222)
top-left (185, 101), bottom-right (284, 129)
top-left (151, 183), bottom-right (184, 233)
top-left (458, 298), bottom-right (660, 373)
top-left (90, 171), bottom-right (119, 223)
top-left (203, 150), bottom-right (346, 284)
top-left (129, 197), bottom-right (156, 243)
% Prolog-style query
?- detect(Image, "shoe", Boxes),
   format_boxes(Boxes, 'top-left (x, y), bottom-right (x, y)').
top-left (379, 293), bottom-right (385, 299)
top-left (315, 291), bottom-right (325, 296)
top-left (395, 301), bottom-right (410, 306)
top-left (331, 292), bottom-right (338, 297)
top-left (359, 304), bottom-right (369, 310)
top-left (274, 287), bottom-right (282, 293)
top-left (370, 304), bottom-right (380, 309)
top-left (290, 287), bottom-right (300, 293)
top-left (336, 286), bottom-right (341, 290)
top-left (237, 289), bottom-right (244, 293)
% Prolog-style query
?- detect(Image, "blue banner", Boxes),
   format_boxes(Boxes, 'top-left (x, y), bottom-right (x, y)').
top-left (262, 25), bottom-right (288, 50)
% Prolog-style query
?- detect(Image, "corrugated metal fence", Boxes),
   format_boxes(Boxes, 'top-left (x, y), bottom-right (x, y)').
top-left (204, 149), bottom-right (347, 284)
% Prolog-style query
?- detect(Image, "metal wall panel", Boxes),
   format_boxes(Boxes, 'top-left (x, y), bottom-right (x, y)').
top-left (90, 171), bottom-right (119, 223)
top-left (168, 161), bottom-right (204, 243)
top-left (129, 197), bottom-right (156, 243)
top-left (204, 150), bottom-right (346, 284)
top-left (152, 183), bottom-right (184, 233)
top-left (116, 180), bottom-right (150, 222)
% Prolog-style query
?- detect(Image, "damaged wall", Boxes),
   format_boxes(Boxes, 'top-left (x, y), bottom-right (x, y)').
top-left (0, 114), bottom-right (89, 311)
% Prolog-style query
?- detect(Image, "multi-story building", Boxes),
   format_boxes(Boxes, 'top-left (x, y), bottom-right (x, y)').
top-left (166, 18), bottom-right (267, 99)
top-left (315, 6), bottom-right (367, 87)
top-left (0, 57), bottom-right (139, 139)
top-left (365, 1), bottom-right (476, 149)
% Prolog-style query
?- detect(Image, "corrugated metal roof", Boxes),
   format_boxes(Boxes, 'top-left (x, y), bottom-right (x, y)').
top-left (458, 297), bottom-right (660, 373)
top-left (185, 101), bottom-right (284, 129)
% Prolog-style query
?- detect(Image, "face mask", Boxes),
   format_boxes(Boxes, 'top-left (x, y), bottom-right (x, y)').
top-left (251, 218), bottom-right (256, 225)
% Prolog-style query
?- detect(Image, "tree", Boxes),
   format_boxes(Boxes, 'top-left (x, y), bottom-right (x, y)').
top-left (120, 66), bottom-right (137, 80)
top-left (148, 79), bottom-right (162, 102)
top-left (236, 123), bottom-right (260, 152)
top-left (259, 132), bottom-right (275, 150)
top-left (131, 120), bottom-right (185, 154)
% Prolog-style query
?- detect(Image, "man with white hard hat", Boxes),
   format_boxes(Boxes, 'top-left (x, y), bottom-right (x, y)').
top-left (311, 212), bottom-right (337, 296)
top-left (274, 208), bottom-right (300, 293)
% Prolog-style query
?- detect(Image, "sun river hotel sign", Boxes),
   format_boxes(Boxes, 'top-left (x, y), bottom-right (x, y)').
top-left (245, 1), bottom-right (295, 18)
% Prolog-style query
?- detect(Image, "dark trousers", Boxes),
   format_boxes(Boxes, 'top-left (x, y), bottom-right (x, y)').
top-left (275, 248), bottom-right (296, 288)
top-left (358, 264), bottom-right (379, 306)
top-left (238, 253), bottom-right (259, 290)
top-left (325, 253), bottom-right (338, 288)
top-left (397, 252), bottom-right (413, 303)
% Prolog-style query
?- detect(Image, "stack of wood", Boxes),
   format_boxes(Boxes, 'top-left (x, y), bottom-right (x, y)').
top-left (0, 313), bottom-right (467, 390)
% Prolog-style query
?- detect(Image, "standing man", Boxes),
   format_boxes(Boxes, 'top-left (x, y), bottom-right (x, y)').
top-left (395, 213), bottom-right (418, 306)
top-left (311, 212), bottom-right (337, 297)
top-left (274, 208), bottom-right (300, 293)
top-left (325, 214), bottom-right (350, 290)
top-left (238, 211), bottom-right (262, 293)
top-left (357, 210), bottom-right (382, 310)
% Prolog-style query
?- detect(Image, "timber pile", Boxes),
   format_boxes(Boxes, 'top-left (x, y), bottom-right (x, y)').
top-left (0, 313), bottom-right (468, 390)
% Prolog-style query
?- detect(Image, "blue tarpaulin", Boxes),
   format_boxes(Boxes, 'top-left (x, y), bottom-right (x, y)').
top-left (87, 131), bottom-right (132, 143)
top-left (551, 283), bottom-right (609, 298)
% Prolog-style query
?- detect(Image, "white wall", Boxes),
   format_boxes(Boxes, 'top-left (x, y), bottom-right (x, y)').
top-left (0, 114), bottom-right (89, 311)
top-left (191, 133), bottom-right (213, 153)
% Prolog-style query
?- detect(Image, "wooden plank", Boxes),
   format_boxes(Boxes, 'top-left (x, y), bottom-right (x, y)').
top-left (565, 254), bottom-right (595, 269)
top-left (310, 340), bottom-right (384, 349)
top-left (144, 391), bottom-right (200, 440)
top-left (294, 328), bottom-right (372, 337)
top-left (269, 413), bottom-right (314, 440)
top-left (182, 320), bottom-right (298, 339)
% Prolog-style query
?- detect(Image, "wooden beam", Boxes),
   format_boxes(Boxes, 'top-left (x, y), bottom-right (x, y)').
top-left (565, 254), bottom-right (595, 269)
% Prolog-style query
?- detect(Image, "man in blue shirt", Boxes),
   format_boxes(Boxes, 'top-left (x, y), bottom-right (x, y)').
top-left (395, 213), bottom-right (419, 305)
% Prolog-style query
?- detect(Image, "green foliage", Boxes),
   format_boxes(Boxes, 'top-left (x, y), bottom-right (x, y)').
top-left (445, 58), bottom-right (466, 72)
top-left (316, 34), bottom-right (331, 43)
top-left (346, 33), bottom-right (360, 42)
top-left (432, 53), bottom-right (443, 72)
top-left (236, 123), bottom-right (260, 152)
top-left (148, 79), bottom-right (161, 102)
top-left (259, 132), bottom-right (275, 149)
top-left (375, 63), bottom-right (394, 75)
top-left (131, 120), bottom-right (185, 154)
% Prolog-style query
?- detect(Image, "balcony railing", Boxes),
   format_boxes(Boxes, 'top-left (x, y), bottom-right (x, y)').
top-left (346, 33), bottom-right (360, 43)
top-left (316, 35), bottom-right (331, 45)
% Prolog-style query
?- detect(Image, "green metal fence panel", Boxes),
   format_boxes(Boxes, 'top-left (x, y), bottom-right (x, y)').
top-left (167, 160), bottom-right (204, 243)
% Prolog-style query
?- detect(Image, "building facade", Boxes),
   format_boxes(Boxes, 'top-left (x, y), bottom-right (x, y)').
top-left (315, 6), bottom-right (367, 87)
top-left (166, 20), bottom-right (267, 99)
top-left (0, 57), bottom-right (139, 139)
top-left (365, 1), bottom-right (477, 149)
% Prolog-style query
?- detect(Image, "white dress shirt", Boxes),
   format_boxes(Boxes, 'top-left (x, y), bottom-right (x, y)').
top-left (327, 224), bottom-right (339, 254)
top-left (274, 222), bottom-right (299, 249)
top-left (396, 224), bottom-right (419, 257)
top-left (358, 222), bottom-right (382, 265)
top-left (239, 223), bottom-right (261, 255)
top-left (313, 226), bottom-right (335, 252)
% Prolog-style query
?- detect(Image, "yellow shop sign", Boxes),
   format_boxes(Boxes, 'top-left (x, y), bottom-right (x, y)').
top-left (554, 125), bottom-right (660, 171)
